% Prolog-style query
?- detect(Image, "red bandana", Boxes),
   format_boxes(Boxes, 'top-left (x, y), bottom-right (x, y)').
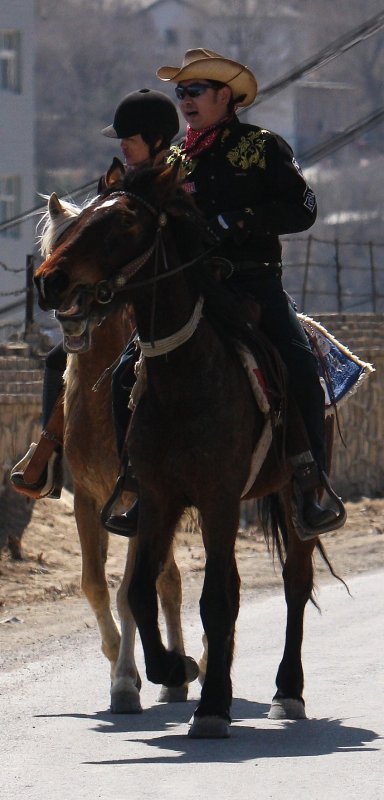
top-left (184, 114), bottom-right (234, 158)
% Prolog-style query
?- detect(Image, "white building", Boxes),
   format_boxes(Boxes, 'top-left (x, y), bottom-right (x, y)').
top-left (0, 0), bottom-right (35, 325)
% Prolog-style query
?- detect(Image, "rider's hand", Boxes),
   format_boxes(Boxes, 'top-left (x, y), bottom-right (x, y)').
top-left (205, 211), bottom-right (245, 245)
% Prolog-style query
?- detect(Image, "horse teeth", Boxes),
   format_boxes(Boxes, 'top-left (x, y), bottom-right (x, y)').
top-left (60, 304), bottom-right (80, 317)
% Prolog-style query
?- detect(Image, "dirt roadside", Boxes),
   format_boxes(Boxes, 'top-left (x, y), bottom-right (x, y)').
top-left (0, 489), bottom-right (383, 671)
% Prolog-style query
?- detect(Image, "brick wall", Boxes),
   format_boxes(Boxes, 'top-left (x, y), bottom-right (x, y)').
top-left (0, 341), bottom-right (44, 492)
top-left (314, 313), bottom-right (383, 499)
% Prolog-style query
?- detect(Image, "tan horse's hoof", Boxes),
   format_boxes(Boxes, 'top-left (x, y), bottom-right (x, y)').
top-left (158, 685), bottom-right (188, 703)
top-left (188, 715), bottom-right (231, 739)
top-left (110, 678), bottom-right (142, 714)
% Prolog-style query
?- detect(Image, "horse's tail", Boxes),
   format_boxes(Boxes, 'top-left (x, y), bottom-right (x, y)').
top-left (258, 493), bottom-right (287, 567)
top-left (257, 493), bottom-right (349, 602)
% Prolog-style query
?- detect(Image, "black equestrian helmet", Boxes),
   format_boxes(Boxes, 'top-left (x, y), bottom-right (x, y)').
top-left (101, 88), bottom-right (179, 143)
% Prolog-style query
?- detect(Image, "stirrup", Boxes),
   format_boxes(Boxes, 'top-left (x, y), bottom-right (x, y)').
top-left (293, 470), bottom-right (347, 540)
top-left (100, 454), bottom-right (138, 529)
top-left (100, 474), bottom-right (125, 527)
top-left (103, 499), bottom-right (139, 537)
top-left (11, 444), bottom-right (63, 500)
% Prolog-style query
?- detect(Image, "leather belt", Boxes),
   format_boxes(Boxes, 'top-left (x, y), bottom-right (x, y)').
top-left (232, 261), bottom-right (282, 277)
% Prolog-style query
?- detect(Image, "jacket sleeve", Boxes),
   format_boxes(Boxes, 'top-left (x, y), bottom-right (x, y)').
top-left (237, 133), bottom-right (317, 235)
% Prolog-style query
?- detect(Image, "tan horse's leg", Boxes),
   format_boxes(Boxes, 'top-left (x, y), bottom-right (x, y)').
top-left (74, 490), bottom-right (121, 676)
top-left (157, 546), bottom-right (190, 702)
top-left (112, 536), bottom-right (142, 713)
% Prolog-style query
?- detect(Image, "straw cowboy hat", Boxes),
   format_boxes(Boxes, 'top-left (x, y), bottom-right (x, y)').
top-left (157, 48), bottom-right (257, 107)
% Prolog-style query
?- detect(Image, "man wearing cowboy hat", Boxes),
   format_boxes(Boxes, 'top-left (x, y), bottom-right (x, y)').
top-left (156, 48), bottom-right (345, 537)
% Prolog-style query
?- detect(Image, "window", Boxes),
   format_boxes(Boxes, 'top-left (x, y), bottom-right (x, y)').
top-left (0, 30), bottom-right (21, 93)
top-left (164, 28), bottom-right (178, 46)
top-left (0, 176), bottom-right (21, 239)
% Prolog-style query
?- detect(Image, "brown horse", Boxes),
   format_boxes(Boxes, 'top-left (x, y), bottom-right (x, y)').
top-left (38, 185), bottom-right (194, 714)
top-left (35, 162), bottom-right (341, 738)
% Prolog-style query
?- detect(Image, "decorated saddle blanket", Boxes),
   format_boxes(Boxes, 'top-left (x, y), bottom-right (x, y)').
top-left (237, 317), bottom-right (374, 497)
top-left (298, 314), bottom-right (374, 413)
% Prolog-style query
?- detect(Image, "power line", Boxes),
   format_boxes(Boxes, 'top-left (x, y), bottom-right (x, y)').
top-left (299, 106), bottom-right (384, 166)
top-left (0, 180), bottom-right (99, 234)
top-left (250, 9), bottom-right (384, 108)
top-left (1, 11), bottom-right (384, 233)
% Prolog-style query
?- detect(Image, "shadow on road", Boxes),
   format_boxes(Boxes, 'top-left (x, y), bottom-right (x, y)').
top-left (37, 695), bottom-right (381, 764)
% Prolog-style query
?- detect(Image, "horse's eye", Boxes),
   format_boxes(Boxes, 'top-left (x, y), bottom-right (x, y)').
top-left (96, 281), bottom-right (114, 304)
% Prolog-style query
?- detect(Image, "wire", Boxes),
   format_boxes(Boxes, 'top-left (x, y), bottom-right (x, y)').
top-left (299, 106), bottom-right (384, 165)
top-left (1, 11), bottom-right (383, 233)
top-left (0, 180), bottom-right (99, 234)
top-left (247, 9), bottom-right (384, 108)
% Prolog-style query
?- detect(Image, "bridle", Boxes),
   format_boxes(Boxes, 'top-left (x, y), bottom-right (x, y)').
top-left (80, 190), bottom-right (213, 305)
top-left (54, 189), bottom-right (217, 352)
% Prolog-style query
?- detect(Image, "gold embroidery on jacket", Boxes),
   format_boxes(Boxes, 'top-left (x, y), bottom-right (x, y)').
top-left (227, 132), bottom-right (266, 170)
top-left (167, 145), bottom-right (196, 179)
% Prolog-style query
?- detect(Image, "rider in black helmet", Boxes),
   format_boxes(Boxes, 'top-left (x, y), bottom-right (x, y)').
top-left (11, 89), bottom-right (179, 501)
top-left (102, 88), bottom-right (179, 164)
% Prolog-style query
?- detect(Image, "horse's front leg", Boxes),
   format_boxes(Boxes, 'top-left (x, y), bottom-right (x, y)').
top-left (189, 508), bottom-right (240, 739)
top-left (269, 490), bottom-right (316, 720)
top-left (128, 497), bottom-right (199, 694)
top-left (74, 490), bottom-right (121, 677)
top-left (157, 546), bottom-right (190, 703)
top-left (111, 536), bottom-right (142, 714)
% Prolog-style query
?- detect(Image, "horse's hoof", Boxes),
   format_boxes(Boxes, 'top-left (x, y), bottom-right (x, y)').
top-left (188, 715), bottom-right (231, 739)
top-left (183, 655), bottom-right (200, 683)
top-left (158, 684), bottom-right (188, 703)
top-left (268, 697), bottom-right (307, 720)
top-left (110, 692), bottom-right (142, 714)
top-left (110, 680), bottom-right (142, 714)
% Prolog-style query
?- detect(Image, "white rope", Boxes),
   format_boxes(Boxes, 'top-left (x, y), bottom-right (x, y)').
top-left (139, 296), bottom-right (204, 357)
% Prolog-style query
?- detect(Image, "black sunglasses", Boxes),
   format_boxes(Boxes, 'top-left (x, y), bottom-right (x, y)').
top-left (175, 82), bottom-right (221, 100)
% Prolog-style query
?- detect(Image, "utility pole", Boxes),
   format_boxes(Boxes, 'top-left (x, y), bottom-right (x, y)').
top-left (24, 254), bottom-right (35, 338)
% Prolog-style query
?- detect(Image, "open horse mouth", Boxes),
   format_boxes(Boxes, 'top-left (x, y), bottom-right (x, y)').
top-left (55, 295), bottom-right (93, 353)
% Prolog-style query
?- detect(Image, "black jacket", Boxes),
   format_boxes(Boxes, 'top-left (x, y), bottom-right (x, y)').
top-left (168, 116), bottom-right (317, 264)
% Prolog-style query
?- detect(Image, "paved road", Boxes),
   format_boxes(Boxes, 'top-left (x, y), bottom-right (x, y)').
top-left (1, 571), bottom-right (383, 800)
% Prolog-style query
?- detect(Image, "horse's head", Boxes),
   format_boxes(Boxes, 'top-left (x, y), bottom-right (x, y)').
top-left (34, 158), bottom-right (204, 352)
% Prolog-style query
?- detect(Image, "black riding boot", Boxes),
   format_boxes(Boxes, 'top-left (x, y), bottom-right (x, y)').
top-left (104, 497), bottom-right (140, 537)
top-left (291, 451), bottom-right (346, 540)
top-left (10, 360), bottom-right (65, 500)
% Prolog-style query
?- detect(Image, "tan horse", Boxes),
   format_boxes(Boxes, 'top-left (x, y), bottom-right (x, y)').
top-left (40, 188), bottom-right (194, 713)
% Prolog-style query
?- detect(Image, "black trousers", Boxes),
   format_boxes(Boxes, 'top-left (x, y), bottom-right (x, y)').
top-left (229, 267), bottom-right (326, 471)
top-left (110, 267), bottom-right (326, 471)
top-left (111, 336), bottom-right (137, 458)
top-left (43, 343), bottom-right (67, 427)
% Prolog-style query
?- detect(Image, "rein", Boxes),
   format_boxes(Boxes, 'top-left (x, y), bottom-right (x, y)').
top-left (73, 189), bottom-right (214, 354)
top-left (90, 191), bottom-right (215, 303)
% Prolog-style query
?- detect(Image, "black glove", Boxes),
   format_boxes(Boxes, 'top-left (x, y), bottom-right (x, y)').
top-left (205, 211), bottom-right (246, 245)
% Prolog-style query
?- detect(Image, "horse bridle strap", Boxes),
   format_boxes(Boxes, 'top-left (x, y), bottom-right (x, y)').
top-left (139, 295), bottom-right (204, 357)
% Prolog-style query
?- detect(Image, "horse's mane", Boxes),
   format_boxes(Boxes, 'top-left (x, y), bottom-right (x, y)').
top-left (37, 197), bottom-right (85, 257)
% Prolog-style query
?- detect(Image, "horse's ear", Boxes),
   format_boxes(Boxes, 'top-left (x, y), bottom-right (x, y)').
top-left (48, 192), bottom-right (64, 220)
top-left (99, 157), bottom-right (125, 192)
